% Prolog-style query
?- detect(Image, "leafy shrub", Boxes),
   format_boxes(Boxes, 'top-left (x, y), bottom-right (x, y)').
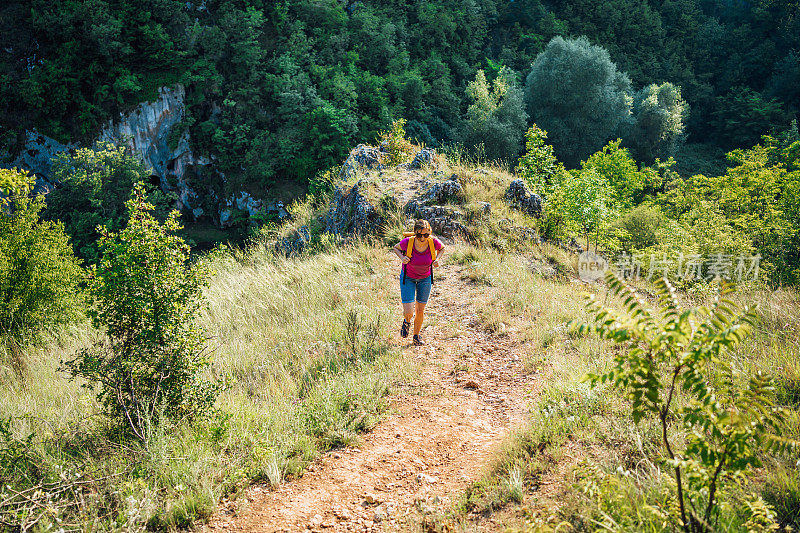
top-left (582, 139), bottom-right (664, 207)
top-left (623, 82), bottom-right (689, 164)
top-left (0, 168), bottom-right (83, 340)
top-left (515, 124), bottom-right (561, 193)
top-left (45, 142), bottom-right (175, 263)
top-left (658, 139), bottom-right (800, 285)
top-left (558, 167), bottom-right (614, 251)
top-left (611, 204), bottom-right (667, 251)
top-left (65, 184), bottom-right (218, 440)
top-left (377, 119), bottom-right (416, 167)
top-left (525, 36), bottom-right (632, 167)
top-left (578, 273), bottom-right (796, 532)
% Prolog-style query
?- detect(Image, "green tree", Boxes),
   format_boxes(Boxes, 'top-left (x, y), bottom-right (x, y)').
top-left (45, 142), bottom-right (173, 262)
top-left (582, 139), bottom-right (664, 207)
top-left (712, 87), bottom-right (789, 149)
top-left (525, 36), bottom-right (632, 167)
top-left (624, 82), bottom-right (689, 163)
top-left (290, 103), bottom-right (358, 181)
top-left (514, 124), bottom-right (561, 193)
top-left (65, 184), bottom-right (217, 440)
top-left (461, 67), bottom-right (529, 164)
top-left (560, 166), bottom-right (613, 251)
top-left (0, 168), bottom-right (83, 340)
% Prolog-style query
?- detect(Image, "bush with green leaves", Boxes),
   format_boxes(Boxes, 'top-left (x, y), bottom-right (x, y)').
top-left (525, 36), bottom-right (632, 167)
top-left (581, 139), bottom-right (665, 207)
top-left (558, 167), bottom-right (614, 251)
top-left (45, 141), bottom-right (175, 263)
top-left (514, 124), bottom-right (561, 194)
top-left (461, 67), bottom-right (528, 164)
top-left (65, 184), bottom-right (218, 441)
top-left (377, 119), bottom-right (417, 167)
top-left (658, 136), bottom-right (800, 285)
top-left (0, 168), bottom-right (83, 341)
top-left (577, 273), bottom-right (797, 532)
top-left (623, 82), bottom-right (689, 164)
top-left (610, 204), bottom-right (667, 252)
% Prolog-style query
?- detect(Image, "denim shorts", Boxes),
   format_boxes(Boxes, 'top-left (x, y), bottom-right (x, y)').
top-left (400, 271), bottom-right (432, 304)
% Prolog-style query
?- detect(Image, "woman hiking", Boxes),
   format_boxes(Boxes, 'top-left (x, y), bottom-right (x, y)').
top-left (393, 220), bottom-right (445, 346)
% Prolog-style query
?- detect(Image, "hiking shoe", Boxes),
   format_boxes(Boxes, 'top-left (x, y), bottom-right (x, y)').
top-left (413, 335), bottom-right (425, 346)
top-left (401, 319), bottom-right (411, 338)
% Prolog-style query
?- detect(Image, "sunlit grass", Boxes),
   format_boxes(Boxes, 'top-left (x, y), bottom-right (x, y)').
top-left (0, 241), bottom-right (408, 529)
top-left (455, 248), bottom-right (800, 532)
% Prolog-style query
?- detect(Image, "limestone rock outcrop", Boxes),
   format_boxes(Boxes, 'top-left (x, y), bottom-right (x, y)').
top-left (339, 144), bottom-right (383, 181)
top-left (325, 146), bottom-right (473, 241)
top-left (326, 180), bottom-right (384, 236)
top-left (404, 175), bottom-right (470, 239)
top-left (409, 148), bottom-right (437, 170)
top-left (275, 225), bottom-right (312, 256)
top-left (14, 84), bottom-right (220, 221)
top-left (97, 84), bottom-right (207, 217)
top-left (505, 179), bottom-right (542, 218)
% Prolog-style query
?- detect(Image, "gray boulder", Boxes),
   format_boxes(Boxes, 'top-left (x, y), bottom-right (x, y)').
top-left (427, 216), bottom-right (471, 239)
top-left (326, 180), bottom-right (384, 236)
top-left (409, 148), bottom-right (437, 170)
top-left (417, 174), bottom-right (464, 205)
top-left (405, 201), bottom-right (470, 238)
top-left (404, 177), bottom-right (470, 239)
top-left (339, 144), bottom-right (383, 181)
top-left (505, 179), bottom-right (542, 218)
top-left (276, 225), bottom-right (312, 256)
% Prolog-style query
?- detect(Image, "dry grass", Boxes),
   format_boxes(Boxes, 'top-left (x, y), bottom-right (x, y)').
top-left (0, 242), bottom-right (409, 530)
top-left (453, 247), bottom-right (800, 532)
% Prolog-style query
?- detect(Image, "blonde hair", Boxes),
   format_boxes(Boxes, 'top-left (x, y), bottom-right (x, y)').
top-left (414, 219), bottom-right (432, 234)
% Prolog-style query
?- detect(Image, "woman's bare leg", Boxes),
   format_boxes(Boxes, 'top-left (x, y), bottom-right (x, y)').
top-left (402, 302), bottom-right (414, 323)
top-left (414, 301), bottom-right (426, 335)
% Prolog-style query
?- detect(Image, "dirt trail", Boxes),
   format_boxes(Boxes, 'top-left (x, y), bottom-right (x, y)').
top-left (205, 261), bottom-right (539, 532)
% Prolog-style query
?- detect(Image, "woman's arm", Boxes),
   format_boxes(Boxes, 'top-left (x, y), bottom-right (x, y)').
top-left (433, 244), bottom-right (445, 267)
top-left (394, 242), bottom-right (410, 264)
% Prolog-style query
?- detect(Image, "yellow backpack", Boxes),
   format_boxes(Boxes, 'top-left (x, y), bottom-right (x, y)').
top-left (402, 232), bottom-right (437, 284)
top-left (402, 231), bottom-right (437, 262)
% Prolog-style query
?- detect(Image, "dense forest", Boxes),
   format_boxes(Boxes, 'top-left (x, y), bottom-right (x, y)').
top-left (1, 0), bottom-right (799, 191)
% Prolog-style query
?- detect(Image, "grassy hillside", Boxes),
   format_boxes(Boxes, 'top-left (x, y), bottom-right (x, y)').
top-left (446, 247), bottom-right (800, 531)
top-left (2, 143), bottom-right (798, 531)
top-left (0, 242), bottom-right (408, 529)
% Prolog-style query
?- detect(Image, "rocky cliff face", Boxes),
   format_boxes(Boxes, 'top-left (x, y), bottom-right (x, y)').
top-left (14, 85), bottom-right (208, 217)
top-left (11, 131), bottom-right (76, 194)
top-left (12, 84), bottom-right (280, 225)
top-left (97, 84), bottom-right (207, 217)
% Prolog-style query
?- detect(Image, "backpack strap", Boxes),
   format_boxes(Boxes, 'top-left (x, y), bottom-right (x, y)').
top-left (403, 236), bottom-right (413, 283)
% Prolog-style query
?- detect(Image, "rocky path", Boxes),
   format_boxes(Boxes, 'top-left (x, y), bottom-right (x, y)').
top-left (205, 260), bottom-right (539, 532)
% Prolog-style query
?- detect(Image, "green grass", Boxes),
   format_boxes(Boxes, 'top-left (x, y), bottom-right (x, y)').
top-left (0, 241), bottom-right (408, 530)
top-left (454, 248), bottom-right (800, 532)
